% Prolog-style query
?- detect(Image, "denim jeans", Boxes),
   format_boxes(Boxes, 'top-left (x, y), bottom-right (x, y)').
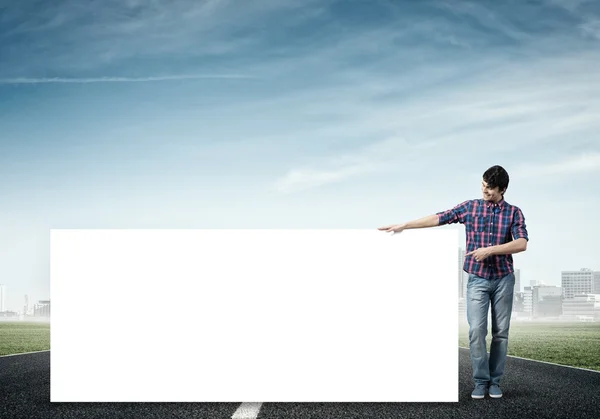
top-left (466, 272), bottom-right (515, 386)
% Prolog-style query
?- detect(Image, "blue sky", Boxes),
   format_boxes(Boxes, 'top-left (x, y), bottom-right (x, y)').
top-left (1, 0), bottom-right (599, 312)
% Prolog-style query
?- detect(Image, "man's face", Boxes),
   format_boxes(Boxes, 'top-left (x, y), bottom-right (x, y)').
top-left (481, 180), bottom-right (504, 202)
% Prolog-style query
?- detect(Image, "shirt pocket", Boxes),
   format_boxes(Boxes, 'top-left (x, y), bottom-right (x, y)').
top-left (474, 216), bottom-right (489, 232)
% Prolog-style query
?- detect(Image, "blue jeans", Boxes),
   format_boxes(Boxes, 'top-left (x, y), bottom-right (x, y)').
top-left (466, 272), bottom-right (515, 386)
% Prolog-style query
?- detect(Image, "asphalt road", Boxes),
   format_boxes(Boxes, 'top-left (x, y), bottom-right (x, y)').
top-left (1, 348), bottom-right (599, 419)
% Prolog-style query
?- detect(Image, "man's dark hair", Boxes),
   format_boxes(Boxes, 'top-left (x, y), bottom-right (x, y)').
top-left (483, 165), bottom-right (509, 195)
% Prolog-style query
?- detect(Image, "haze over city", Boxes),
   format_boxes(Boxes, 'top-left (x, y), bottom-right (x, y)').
top-left (1, 0), bottom-right (599, 312)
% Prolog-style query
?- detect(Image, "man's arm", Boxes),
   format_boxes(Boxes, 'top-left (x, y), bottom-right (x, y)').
top-left (378, 200), bottom-right (470, 233)
top-left (378, 214), bottom-right (439, 233)
top-left (489, 237), bottom-right (528, 255)
top-left (492, 206), bottom-right (529, 254)
top-left (403, 214), bottom-right (440, 229)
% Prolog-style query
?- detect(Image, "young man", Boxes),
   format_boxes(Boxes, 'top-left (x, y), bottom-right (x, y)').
top-left (378, 165), bottom-right (528, 400)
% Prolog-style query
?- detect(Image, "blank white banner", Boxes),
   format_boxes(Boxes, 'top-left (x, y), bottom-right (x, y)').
top-left (50, 229), bottom-right (458, 402)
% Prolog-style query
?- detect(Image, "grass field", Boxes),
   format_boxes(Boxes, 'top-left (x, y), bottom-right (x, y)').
top-left (459, 321), bottom-right (600, 372)
top-left (0, 321), bottom-right (50, 356)
top-left (1, 320), bottom-right (599, 372)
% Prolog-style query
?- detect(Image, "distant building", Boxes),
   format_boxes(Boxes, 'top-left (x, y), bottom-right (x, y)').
top-left (532, 285), bottom-right (562, 319)
top-left (530, 280), bottom-right (542, 287)
top-left (34, 300), bottom-right (51, 317)
top-left (594, 272), bottom-right (600, 294)
top-left (0, 284), bottom-right (6, 312)
top-left (513, 291), bottom-right (525, 314)
top-left (523, 286), bottom-right (533, 317)
top-left (562, 269), bottom-right (597, 299)
top-left (560, 294), bottom-right (600, 322)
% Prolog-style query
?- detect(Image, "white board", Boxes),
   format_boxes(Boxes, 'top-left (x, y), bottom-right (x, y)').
top-left (50, 229), bottom-right (458, 402)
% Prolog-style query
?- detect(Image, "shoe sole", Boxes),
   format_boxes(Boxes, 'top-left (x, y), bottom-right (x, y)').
top-left (471, 394), bottom-right (485, 399)
top-left (489, 394), bottom-right (502, 398)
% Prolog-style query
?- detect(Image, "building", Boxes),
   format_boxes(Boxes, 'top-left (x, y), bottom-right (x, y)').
top-left (0, 284), bottom-right (6, 312)
top-left (532, 285), bottom-right (562, 319)
top-left (560, 294), bottom-right (600, 322)
top-left (512, 291), bottom-right (525, 314)
top-left (523, 286), bottom-right (533, 318)
top-left (514, 269), bottom-right (521, 293)
top-left (530, 280), bottom-right (542, 287)
top-left (34, 300), bottom-right (51, 317)
top-left (561, 269), bottom-right (597, 299)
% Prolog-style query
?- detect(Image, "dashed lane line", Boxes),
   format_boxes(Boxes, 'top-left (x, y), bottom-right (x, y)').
top-left (231, 402), bottom-right (263, 419)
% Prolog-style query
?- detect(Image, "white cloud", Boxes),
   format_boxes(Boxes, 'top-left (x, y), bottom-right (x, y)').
top-left (513, 153), bottom-right (600, 178)
top-left (1, 0), bottom-right (326, 75)
top-left (547, 0), bottom-right (600, 40)
top-left (271, 137), bottom-right (437, 194)
top-left (0, 74), bottom-right (255, 84)
top-left (435, 1), bottom-right (532, 42)
top-left (272, 163), bottom-right (378, 194)
top-left (548, 0), bottom-right (592, 13)
top-left (260, 46), bottom-right (600, 194)
top-left (580, 19), bottom-right (600, 39)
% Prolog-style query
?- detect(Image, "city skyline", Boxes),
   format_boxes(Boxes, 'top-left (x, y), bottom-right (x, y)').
top-left (1, 0), bottom-right (599, 312)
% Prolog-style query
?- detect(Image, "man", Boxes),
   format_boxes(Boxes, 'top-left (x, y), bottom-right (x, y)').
top-left (378, 165), bottom-right (528, 400)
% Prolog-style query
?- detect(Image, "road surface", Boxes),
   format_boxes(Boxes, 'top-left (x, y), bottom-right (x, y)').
top-left (1, 348), bottom-right (599, 418)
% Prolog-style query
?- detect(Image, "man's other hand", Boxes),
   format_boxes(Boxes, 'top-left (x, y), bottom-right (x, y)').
top-left (465, 247), bottom-right (492, 261)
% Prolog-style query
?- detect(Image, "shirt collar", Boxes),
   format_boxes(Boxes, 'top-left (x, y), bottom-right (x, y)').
top-left (485, 198), bottom-right (506, 209)
top-left (485, 197), bottom-right (505, 209)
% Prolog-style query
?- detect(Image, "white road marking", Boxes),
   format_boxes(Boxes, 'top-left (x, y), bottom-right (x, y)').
top-left (458, 346), bottom-right (600, 374)
top-left (232, 402), bottom-right (263, 419)
top-left (0, 350), bottom-right (50, 358)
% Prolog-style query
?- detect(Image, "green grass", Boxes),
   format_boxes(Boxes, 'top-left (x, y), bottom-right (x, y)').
top-left (459, 321), bottom-right (600, 371)
top-left (0, 321), bottom-right (50, 356)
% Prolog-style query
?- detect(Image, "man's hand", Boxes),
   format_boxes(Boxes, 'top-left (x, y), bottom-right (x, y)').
top-left (465, 247), bottom-right (493, 262)
top-left (378, 224), bottom-right (406, 235)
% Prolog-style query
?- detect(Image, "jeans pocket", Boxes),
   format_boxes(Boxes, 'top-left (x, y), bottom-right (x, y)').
top-left (467, 275), bottom-right (484, 301)
top-left (469, 291), bottom-right (484, 302)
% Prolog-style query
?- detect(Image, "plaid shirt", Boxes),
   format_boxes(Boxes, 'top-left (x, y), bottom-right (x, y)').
top-left (436, 198), bottom-right (529, 280)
